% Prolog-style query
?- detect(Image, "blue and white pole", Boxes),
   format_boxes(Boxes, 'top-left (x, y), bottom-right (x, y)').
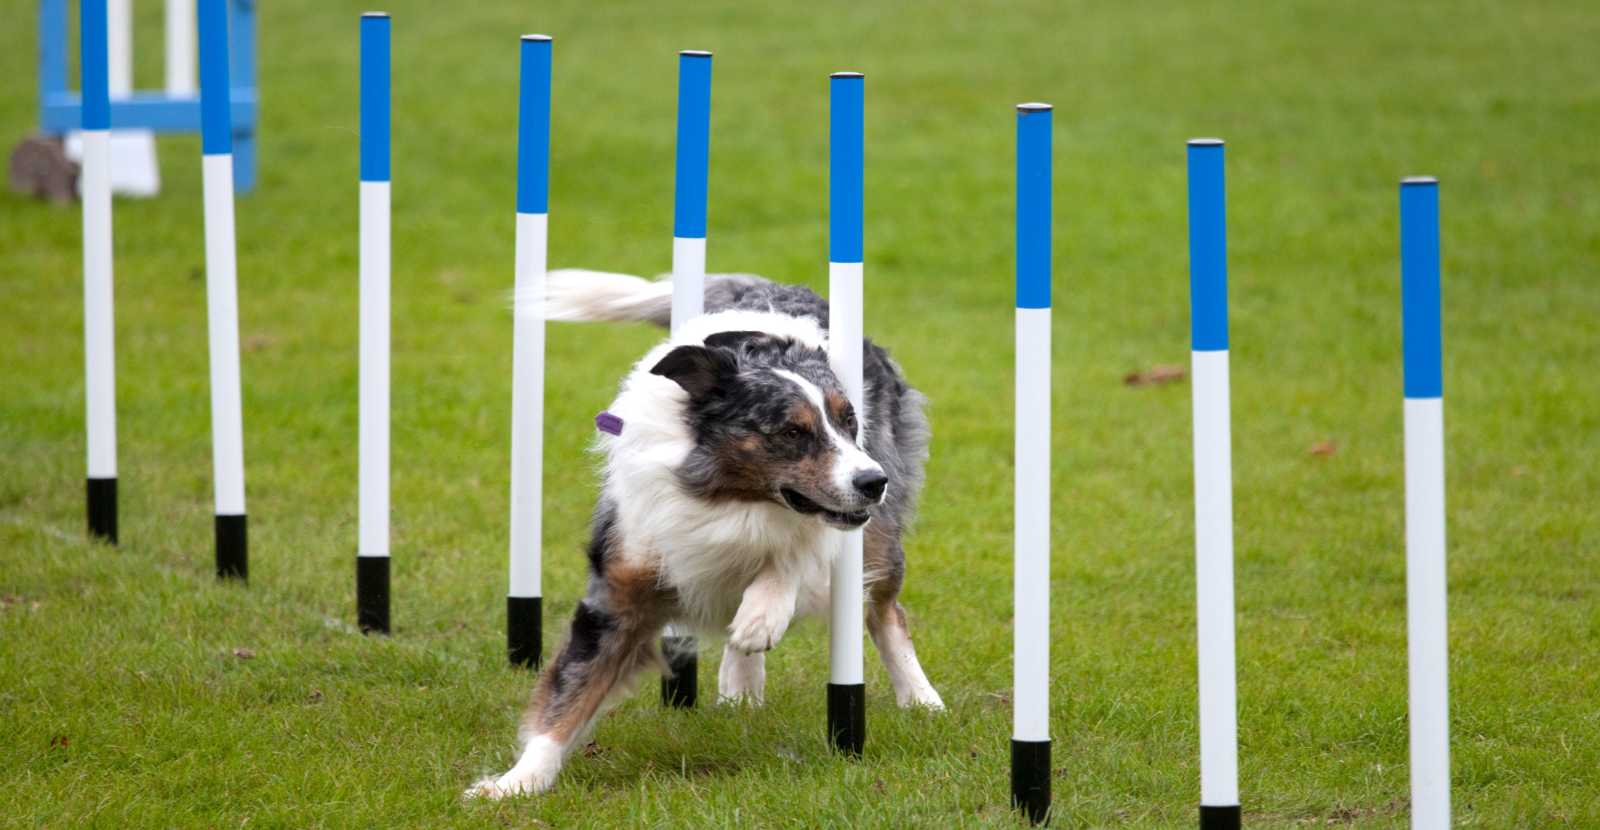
top-left (663, 49), bottom-right (712, 707)
top-left (1012, 102), bottom-right (1052, 826)
top-left (357, 12), bottom-right (392, 635)
top-left (827, 71), bottom-right (866, 756)
top-left (200, 0), bottom-right (248, 580)
top-left (1187, 138), bottom-right (1241, 830)
top-left (81, 0), bottom-right (118, 545)
top-left (1401, 176), bottom-right (1450, 830)
top-left (507, 34), bottom-right (552, 668)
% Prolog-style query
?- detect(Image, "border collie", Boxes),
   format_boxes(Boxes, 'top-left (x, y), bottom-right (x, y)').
top-left (468, 271), bottom-right (943, 799)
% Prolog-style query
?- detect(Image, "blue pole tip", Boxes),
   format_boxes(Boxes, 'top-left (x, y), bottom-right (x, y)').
top-left (831, 71), bottom-right (864, 79)
top-left (681, 49), bottom-right (711, 56)
top-left (1018, 103), bottom-right (1052, 113)
top-left (361, 11), bottom-right (389, 18)
top-left (1402, 176), bottom-right (1439, 185)
top-left (523, 34), bottom-right (552, 42)
top-left (1188, 137), bottom-right (1224, 146)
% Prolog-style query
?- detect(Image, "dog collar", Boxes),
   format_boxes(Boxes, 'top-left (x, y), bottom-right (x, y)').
top-left (595, 411), bottom-right (624, 436)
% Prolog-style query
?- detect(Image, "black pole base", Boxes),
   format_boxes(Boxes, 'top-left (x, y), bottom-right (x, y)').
top-left (508, 595), bottom-right (542, 668)
top-left (1200, 804), bottom-right (1241, 830)
top-left (1011, 738), bottom-right (1051, 825)
top-left (215, 514), bottom-right (247, 582)
top-left (827, 682), bottom-right (865, 756)
top-left (661, 636), bottom-right (697, 708)
top-left (356, 555), bottom-right (390, 635)
top-left (87, 477), bottom-right (117, 545)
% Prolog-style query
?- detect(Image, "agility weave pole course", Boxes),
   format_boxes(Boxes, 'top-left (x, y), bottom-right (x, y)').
top-left (6, 0), bottom-right (1600, 825)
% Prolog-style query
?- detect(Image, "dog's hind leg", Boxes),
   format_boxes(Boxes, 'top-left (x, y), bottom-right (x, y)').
top-left (467, 576), bottom-right (669, 799)
top-left (864, 525), bottom-right (944, 710)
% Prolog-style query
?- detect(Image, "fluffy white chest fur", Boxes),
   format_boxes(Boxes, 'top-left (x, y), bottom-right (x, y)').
top-left (600, 309), bottom-right (848, 631)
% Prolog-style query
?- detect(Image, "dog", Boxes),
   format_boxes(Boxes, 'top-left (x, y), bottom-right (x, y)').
top-left (467, 270), bottom-right (943, 799)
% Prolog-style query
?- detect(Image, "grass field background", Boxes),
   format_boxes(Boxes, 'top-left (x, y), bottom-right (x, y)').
top-left (3, 0), bottom-right (1598, 826)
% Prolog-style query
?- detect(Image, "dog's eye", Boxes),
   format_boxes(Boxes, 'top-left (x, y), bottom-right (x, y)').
top-left (845, 413), bottom-right (858, 433)
top-left (784, 427), bottom-right (803, 440)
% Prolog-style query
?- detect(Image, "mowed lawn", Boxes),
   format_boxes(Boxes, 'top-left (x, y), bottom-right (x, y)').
top-left (3, 0), bottom-right (1598, 826)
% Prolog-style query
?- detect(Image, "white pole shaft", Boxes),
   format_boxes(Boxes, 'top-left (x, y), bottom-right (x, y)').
top-left (1013, 306), bottom-right (1051, 742)
top-left (358, 180), bottom-right (391, 558)
top-left (165, 0), bottom-right (195, 95)
top-left (1405, 396), bottom-right (1449, 830)
top-left (82, 130), bottom-right (117, 480)
top-left (828, 260), bottom-right (865, 685)
top-left (671, 237), bottom-right (705, 335)
top-left (202, 153), bottom-right (246, 516)
top-left (508, 212), bottom-right (547, 598)
top-left (1192, 348), bottom-right (1239, 806)
top-left (108, 0), bottom-right (132, 97)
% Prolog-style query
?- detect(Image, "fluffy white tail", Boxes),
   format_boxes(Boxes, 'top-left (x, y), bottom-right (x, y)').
top-left (522, 269), bottom-right (674, 325)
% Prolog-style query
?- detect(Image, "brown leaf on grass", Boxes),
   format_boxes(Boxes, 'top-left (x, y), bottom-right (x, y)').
top-left (308, 688), bottom-right (324, 702)
top-left (1, 596), bottom-right (20, 611)
top-left (30, 601), bottom-right (42, 612)
top-left (582, 740), bottom-right (606, 758)
top-left (49, 735), bottom-right (68, 748)
top-left (1124, 365), bottom-right (1186, 387)
top-left (873, 779), bottom-right (886, 792)
top-left (227, 647), bottom-right (255, 659)
top-left (1309, 440), bottom-right (1337, 457)
top-left (243, 334), bottom-right (276, 352)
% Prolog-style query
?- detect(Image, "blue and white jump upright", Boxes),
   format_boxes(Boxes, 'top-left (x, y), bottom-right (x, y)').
top-left (199, 0), bottom-right (248, 580)
top-left (1187, 138), bottom-right (1241, 830)
top-left (662, 49), bottom-right (713, 707)
top-left (1011, 101), bottom-right (1053, 826)
top-left (357, 12), bottom-right (392, 634)
top-left (80, 0), bottom-right (118, 544)
top-left (827, 71), bottom-right (867, 756)
top-left (508, 34), bottom-right (552, 668)
top-left (1401, 176), bottom-right (1450, 830)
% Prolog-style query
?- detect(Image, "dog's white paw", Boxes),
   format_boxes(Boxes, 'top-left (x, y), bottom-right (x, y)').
top-left (463, 736), bottom-right (564, 800)
top-left (728, 600), bottom-right (790, 654)
top-left (464, 773), bottom-right (530, 801)
top-left (899, 685), bottom-right (946, 711)
top-left (718, 644), bottom-right (766, 704)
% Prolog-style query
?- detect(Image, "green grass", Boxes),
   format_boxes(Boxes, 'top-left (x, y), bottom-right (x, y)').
top-left (3, 0), bottom-right (1599, 825)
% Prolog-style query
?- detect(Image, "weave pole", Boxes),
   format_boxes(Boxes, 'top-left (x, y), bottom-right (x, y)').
top-left (1187, 138), bottom-right (1241, 830)
top-left (507, 34), bottom-right (552, 668)
top-left (199, 0), bottom-right (248, 580)
top-left (356, 12), bottom-right (392, 635)
top-left (81, 0), bottom-right (118, 545)
top-left (1401, 176), bottom-right (1450, 830)
top-left (826, 70), bottom-right (866, 756)
top-left (662, 49), bottom-right (713, 708)
top-left (1011, 102), bottom-right (1052, 825)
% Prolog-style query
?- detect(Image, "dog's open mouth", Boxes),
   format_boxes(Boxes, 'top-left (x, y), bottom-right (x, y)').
top-left (781, 488), bottom-right (870, 528)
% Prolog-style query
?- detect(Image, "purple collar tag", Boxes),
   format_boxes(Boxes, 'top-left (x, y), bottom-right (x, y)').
top-left (595, 411), bottom-right (624, 436)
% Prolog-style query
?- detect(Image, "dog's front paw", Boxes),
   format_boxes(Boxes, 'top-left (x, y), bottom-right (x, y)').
top-left (464, 773), bottom-right (526, 801)
top-left (728, 601), bottom-right (790, 654)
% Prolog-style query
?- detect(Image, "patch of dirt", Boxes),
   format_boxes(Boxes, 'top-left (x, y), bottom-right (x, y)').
top-left (1124, 365), bottom-right (1186, 387)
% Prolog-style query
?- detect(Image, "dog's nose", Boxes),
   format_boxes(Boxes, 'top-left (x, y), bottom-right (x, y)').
top-left (853, 469), bottom-right (888, 502)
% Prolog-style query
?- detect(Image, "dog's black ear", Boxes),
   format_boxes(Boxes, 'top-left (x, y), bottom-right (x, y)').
top-left (703, 330), bottom-right (767, 351)
top-left (650, 345), bottom-right (738, 400)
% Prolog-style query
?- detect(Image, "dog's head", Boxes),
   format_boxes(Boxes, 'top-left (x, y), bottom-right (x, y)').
top-left (650, 330), bottom-right (887, 528)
